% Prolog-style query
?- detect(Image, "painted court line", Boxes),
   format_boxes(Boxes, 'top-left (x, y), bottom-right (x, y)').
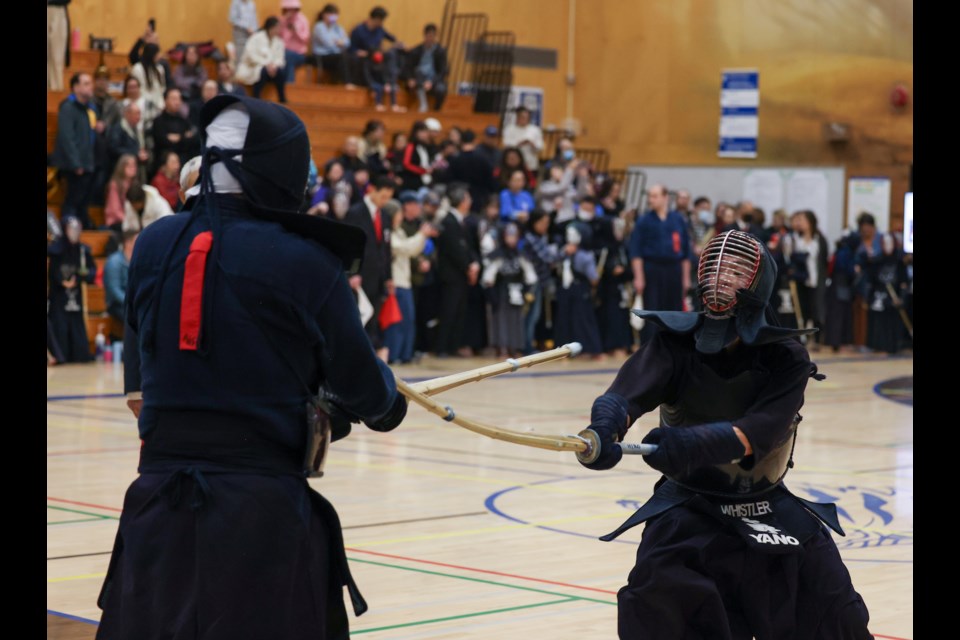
top-left (347, 557), bottom-right (616, 606)
top-left (47, 497), bottom-right (123, 512)
top-left (352, 598), bottom-right (578, 634)
top-left (47, 609), bottom-right (98, 625)
top-left (347, 548), bottom-right (618, 595)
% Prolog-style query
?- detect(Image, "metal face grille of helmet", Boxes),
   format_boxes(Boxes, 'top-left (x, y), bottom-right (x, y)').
top-left (698, 230), bottom-right (762, 317)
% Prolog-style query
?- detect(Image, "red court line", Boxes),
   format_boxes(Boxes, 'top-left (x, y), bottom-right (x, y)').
top-left (47, 447), bottom-right (140, 457)
top-left (47, 497), bottom-right (123, 512)
top-left (345, 547), bottom-right (618, 595)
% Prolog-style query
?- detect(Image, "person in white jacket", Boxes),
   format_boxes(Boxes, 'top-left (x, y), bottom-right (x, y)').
top-left (122, 182), bottom-right (175, 233)
top-left (235, 17), bottom-right (287, 102)
top-left (384, 192), bottom-right (438, 364)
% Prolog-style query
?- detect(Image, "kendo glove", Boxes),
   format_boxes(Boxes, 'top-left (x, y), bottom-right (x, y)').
top-left (641, 422), bottom-right (746, 478)
top-left (364, 392), bottom-right (408, 433)
top-left (577, 392), bottom-right (630, 471)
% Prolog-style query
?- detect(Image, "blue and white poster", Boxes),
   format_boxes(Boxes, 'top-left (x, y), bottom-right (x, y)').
top-left (719, 69), bottom-right (759, 158)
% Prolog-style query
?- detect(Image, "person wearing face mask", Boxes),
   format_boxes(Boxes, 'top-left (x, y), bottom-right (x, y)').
top-left (311, 4), bottom-right (351, 85)
top-left (47, 216), bottom-right (98, 363)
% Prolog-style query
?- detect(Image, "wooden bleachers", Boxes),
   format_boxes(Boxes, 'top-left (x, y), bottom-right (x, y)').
top-left (48, 50), bottom-right (500, 193)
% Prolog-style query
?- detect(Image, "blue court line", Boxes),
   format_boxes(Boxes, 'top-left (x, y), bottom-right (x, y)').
top-left (872, 376), bottom-right (913, 407)
top-left (45, 353), bottom-right (911, 402)
top-left (484, 477), bottom-right (640, 546)
top-left (47, 609), bottom-right (98, 625)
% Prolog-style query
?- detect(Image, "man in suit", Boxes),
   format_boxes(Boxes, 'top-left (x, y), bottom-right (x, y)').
top-left (434, 183), bottom-right (480, 357)
top-left (403, 23), bottom-right (449, 113)
top-left (343, 174), bottom-right (396, 359)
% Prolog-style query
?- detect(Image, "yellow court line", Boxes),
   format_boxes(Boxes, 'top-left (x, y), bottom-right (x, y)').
top-left (325, 459), bottom-right (655, 500)
top-left (48, 572), bottom-right (106, 584)
top-left (347, 511), bottom-right (631, 548)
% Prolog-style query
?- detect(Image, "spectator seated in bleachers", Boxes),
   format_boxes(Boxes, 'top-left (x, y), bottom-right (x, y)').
top-left (280, 0), bottom-right (311, 83)
top-left (403, 23), bottom-right (448, 113)
top-left (349, 6), bottom-right (403, 90)
top-left (103, 230), bottom-right (139, 340)
top-left (104, 154), bottom-right (140, 235)
top-left (149, 88), bottom-right (199, 177)
top-left (216, 60), bottom-right (247, 97)
top-left (495, 146), bottom-right (537, 192)
top-left (171, 44), bottom-right (208, 104)
top-left (364, 50), bottom-right (403, 112)
top-left (236, 16), bottom-right (288, 103)
top-left (358, 119), bottom-right (389, 178)
top-left (150, 150), bottom-right (182, 209)
top-left (121, 181), bottom-right (174, 233)
top-left (130, 42), bottom-right (167, 130)
top-left (311, 3), bottom-right (351, 85)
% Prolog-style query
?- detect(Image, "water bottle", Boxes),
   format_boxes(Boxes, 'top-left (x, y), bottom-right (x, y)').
top-left (95, 324), bottom-right (107, 362)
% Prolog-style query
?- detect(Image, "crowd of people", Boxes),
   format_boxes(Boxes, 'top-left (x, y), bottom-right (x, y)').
top-left (47, 6), bottom-right (913, 366)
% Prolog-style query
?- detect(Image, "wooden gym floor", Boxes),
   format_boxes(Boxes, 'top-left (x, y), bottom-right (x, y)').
top-left (47, 349), bottom-right (913, 639)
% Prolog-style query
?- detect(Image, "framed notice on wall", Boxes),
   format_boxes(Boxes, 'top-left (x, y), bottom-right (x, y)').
top-left (847, 177), bottom-right (891, 231)
top-left (719, 69), bottom-right (759, 158)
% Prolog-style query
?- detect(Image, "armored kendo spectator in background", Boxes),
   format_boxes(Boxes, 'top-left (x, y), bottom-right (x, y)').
top-left (96, 95), bottom-right (407, 640)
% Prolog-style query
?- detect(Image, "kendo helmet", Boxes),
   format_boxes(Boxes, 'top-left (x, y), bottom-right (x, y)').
top-left (632, 230), bottom-right (816, 353)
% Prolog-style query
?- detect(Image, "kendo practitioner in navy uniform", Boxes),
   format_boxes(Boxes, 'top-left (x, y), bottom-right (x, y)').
top-left (628, 183), bottom-right (692, 345)
top-left (578, 230), bottom-right (873, 639)
top-left (47, 216), bottom-right (98, 363)
top-left (594, 215), bottom-right (633, 356)
top-left (96, 95), bottom-right (408, 640)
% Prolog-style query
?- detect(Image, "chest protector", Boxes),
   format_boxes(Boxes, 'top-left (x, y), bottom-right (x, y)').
top-left (659, 357), bottom-right (797, 498)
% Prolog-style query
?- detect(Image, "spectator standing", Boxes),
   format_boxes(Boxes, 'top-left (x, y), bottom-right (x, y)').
top-left (536, 160), bottom-right (577, 224)
top-left (47, 217), bottom-right (97, 362)
top-left (106, 102), bottom-right (150, 185)
top-left (482, 222), bottom-right (538, 357)
top-left (92, 66), bottom-right (122, 128)
top-left (190, 80), bottom-right (221, 129)
top-left (495, 147), bottom-right (536, 191)
top-left (499, 169), bottom-right (536, 224)
top-left (400, 121), bottom-right (434, 192)
top-left (386, 131), bottom-right (408, 183)
top-left (150, 88), bottom-right (199, 175)
top-left (343, 175), bottom-right (396, 359)
top-left (130, 43), bottom-right (168, 130)
top-left (501, 106), bottom-right (543, 173)
top-left (446, 129), bottom-right (498, 214)
top-left (120, 76), bottom-right (148, 135)
top-left (311, 4), bottom-right (351, 84)
top-left (358, 119), bottom-right (389, 177)
top-left (476, 125), bottom-right (502, 167)
top-left (280, 0), bottom-right (310, 83)
top-left (385, 192), bottom-right (437, 363)
top-left (595, 215), bottom-right (633, 357)
top-left (782, 209), bottom-right (829, 342)
top-left (521, 209), bottom-right (560, 354)
top-left (822, 231), bottom-right (858, 352)
top-left (413, 191), bottom-right (443, 356)
top-left (104, 155), bottom-right (139, 234)
top-left (327, 136), bottom-right (367, 176)
top-left (229, 0), bottom-right (259, 62)
top-left (150, 150), bottom-right (183, 209)
top-left (555, 221), bottom-right (603, 357)
top-left (404, 23), bottom-right (449, 113)
top-left (628, 183), bottom-right (691, 345)
top-left (47, 0), bottom-right (71, 90)
top-left (103, 230), bottom-right (138, 336)
top-left (52, 72), bottom-right (97, 230)
top-left (435, 184), bottom-right (480, 357)
top-left (236, 17), bottom-right (288, 102)
top-left (598, 178), bottom-right (626, 218)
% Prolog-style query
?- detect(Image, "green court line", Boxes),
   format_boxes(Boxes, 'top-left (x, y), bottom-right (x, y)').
top-left (47, 517), bottom-right (105, 525)
top-left (47, 505), bottom-right (120, 520)
top-left (347, 557), bottom-right (616, 607)
top-left (352, 597), bottom-right (577, 634)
